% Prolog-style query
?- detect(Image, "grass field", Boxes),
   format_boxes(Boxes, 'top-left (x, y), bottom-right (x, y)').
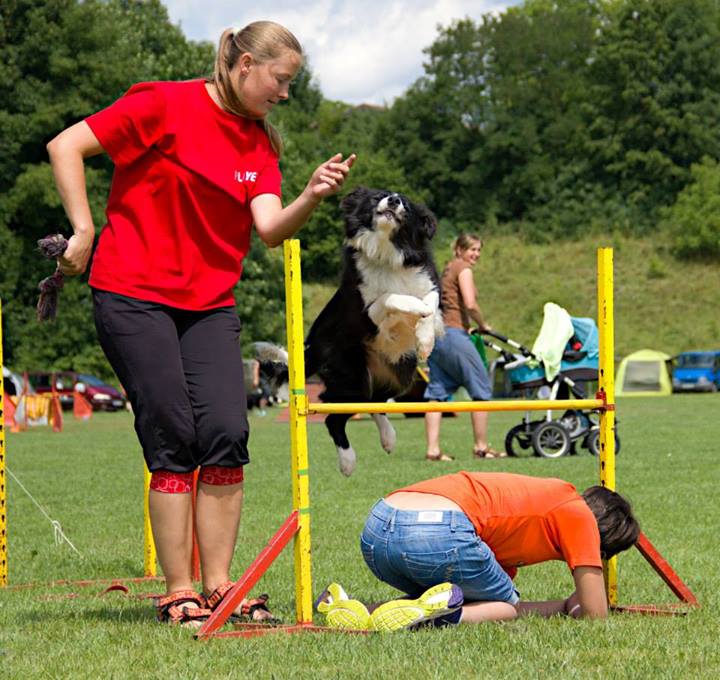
top-left (2, 394), bottom-right (719, 679)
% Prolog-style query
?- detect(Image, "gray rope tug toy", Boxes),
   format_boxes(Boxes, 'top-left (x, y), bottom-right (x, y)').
top-left (36, 234), bottom-right (69, 322)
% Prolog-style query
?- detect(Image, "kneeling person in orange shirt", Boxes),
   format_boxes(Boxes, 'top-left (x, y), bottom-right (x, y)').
top-left (318, 472), bottom-right (639, 630)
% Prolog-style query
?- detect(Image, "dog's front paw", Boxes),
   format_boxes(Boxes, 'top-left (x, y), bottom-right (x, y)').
top-left (416, 338), bottom-right (435, 361)
top-left (415, 317), bottom-right (437, 360)
top-left (385, 293), bottom-right (432, 318)
top-left (337, 446), bottom-right (357, 477)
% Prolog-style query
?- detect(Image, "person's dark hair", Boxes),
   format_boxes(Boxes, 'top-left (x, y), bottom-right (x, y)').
top-left (582, 485), bottom-right (640, 558)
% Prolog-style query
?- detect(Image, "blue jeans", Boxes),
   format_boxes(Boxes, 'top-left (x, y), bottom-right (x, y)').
top-left (360, 499), bottom-right (520, 604)
top-left (424, 327), bottom-right (492, 401)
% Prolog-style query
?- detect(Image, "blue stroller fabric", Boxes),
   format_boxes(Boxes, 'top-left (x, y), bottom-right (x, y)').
top-left (508, 315), bottom-right (599, 388)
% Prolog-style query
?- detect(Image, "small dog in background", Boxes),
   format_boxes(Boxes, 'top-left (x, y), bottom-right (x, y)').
top-left (305, 187), bottom-right (443, 476)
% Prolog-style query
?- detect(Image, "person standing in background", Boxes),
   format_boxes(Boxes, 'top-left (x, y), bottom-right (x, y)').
top-left (424, 234), bottom-right (506, 461)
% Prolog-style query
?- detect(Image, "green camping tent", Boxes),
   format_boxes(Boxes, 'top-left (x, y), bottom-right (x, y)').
top-left (616, 349), bottom-right (672, 397)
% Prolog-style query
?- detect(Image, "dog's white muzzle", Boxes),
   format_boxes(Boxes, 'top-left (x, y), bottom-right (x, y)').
top-left (375, 194), bottom-right (405, 231)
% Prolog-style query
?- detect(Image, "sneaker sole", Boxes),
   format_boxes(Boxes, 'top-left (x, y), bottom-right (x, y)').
top-left (324, 600), bottom-right (372, 630)
top-left (316, 583), bottom-right (371, 630)
top-left (370, 583), bottom-right (464, 632)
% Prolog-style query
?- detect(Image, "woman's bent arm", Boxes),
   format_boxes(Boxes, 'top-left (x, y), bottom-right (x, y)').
top-left (572, 566), bottom-right (609, 619)
top-left (251, 153), bottom-right (355, 247)
top-left (46, 121), bottom-right (104, 275)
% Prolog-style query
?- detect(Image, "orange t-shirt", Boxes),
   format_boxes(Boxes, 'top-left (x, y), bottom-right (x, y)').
top-left (397, 472), bottom-right (602, 572)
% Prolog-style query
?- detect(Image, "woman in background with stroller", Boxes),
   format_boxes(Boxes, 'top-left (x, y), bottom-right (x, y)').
top-left (424, 234), bottom-right (506, 460)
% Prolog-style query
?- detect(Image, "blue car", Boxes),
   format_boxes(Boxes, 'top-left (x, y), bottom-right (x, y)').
top-left (672, 351), bottom-right (720, 393)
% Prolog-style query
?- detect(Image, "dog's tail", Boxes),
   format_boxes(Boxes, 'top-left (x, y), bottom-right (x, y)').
top-left (253, 340), bottom-right (321, 381)
top-left (253, 341), bottom-right (288, 365)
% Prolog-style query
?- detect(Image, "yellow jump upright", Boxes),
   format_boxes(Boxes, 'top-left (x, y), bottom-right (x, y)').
top-left (284, 240), bottom-right (314, 624)
top-left (143, 466), bottom-right (156, 577)
top-left (597, 247), bottom-right (617, 605)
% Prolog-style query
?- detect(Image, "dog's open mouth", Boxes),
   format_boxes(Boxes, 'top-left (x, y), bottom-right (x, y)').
top-left (378, 209), bottom-right (397, 222)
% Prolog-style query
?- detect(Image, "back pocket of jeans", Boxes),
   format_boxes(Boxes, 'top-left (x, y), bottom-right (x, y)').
top-left (401, 547), bottom-right (458, 584)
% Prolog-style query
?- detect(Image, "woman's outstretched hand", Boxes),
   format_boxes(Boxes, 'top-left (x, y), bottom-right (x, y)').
top-left (305, 153), bottom-right (356, 201)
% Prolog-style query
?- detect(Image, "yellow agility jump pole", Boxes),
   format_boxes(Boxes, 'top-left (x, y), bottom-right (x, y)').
top-left (595, 248), bottom-right (697, 614)
top-left (143, 467), bottom-right (156, 578)
top-left (307, 398), bottom-right (604, 415)
top-left (597, 247), bottom-right (618, 605)
top-left (284, 238), bottom-right (314, 624)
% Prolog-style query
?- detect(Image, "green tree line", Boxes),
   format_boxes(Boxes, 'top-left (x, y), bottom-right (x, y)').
top-left (1, 0), bottom-right (719, 379)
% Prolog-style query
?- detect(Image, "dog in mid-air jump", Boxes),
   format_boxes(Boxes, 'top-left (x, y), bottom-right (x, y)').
top-left (305, 186), bottom-right (443, 476)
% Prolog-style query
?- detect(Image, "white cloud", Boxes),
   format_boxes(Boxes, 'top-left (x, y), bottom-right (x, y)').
top-left (163, 0), bottom-right (518, 104)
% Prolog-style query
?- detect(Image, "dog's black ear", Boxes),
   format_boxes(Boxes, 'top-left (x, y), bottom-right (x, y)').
top-left (340, 186), bottom-right (370, 216)
top-left (341, 186), bottom-right (373, 239)
top-left (418, 204), bottom-right (437, 240)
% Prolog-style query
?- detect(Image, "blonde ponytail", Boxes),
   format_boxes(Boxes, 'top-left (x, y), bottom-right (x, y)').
top-left (208, 22), bottom-right (303, 156)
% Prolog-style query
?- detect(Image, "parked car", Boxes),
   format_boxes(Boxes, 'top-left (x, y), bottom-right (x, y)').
top-left (672, 351), bottom-right (720, 393)
top-left (27, 371), bottom-right (127, 411)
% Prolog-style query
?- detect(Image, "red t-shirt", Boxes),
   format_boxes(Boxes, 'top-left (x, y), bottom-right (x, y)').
top-left (86, 80), bottom-right (282, 310)
top-left (398, 472), bottom-right (602, 572)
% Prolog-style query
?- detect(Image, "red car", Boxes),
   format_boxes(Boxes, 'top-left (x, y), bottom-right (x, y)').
top-left (28, 371), bottom-right (126, 412)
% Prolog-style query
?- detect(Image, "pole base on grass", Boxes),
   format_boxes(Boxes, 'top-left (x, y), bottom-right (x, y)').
top-left (612, 603), bottom-right (697, 616)
top-left (209, 622), bottom-right (372, 639)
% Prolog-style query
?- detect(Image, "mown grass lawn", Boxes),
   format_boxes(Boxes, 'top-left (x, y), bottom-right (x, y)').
top-left (1, 394), bottom-right (719, 679)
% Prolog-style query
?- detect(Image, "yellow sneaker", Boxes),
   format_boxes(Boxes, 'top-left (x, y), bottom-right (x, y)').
top-left (369, 583), bottom-right (464, 632)
top-left (316, 583), bottom-right (371, 630)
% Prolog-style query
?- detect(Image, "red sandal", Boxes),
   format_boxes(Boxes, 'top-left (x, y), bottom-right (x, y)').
top-left (473, 446), bottom-right (508, 459)
top-left (156, 590), bottom-right (211, 627)
top-left (205, 581), bottom-right (282, 625)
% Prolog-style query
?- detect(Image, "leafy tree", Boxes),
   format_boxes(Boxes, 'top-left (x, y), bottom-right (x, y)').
top-left (585, 0), bottom-right (720, 226)
top-left (382, 3), bottom-right (598, 233)
top-left (0, 0), bottom-right (213, 374)
top-left (480, 0), bottom-right (598, 231)
top-left (275, 93), bottom-right (419, 280)
top-left (378, 19), bottom-right (480, 222)
top-left (233, 234), bottom-right (287, 348)
top-left (662, 157), bottom-right (720, 260)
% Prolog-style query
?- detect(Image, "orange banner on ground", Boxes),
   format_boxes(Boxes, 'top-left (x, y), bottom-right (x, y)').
top-left (2, 393), bottom-right (17, 429)
top-left (73, 390), bottom-right (93, 420)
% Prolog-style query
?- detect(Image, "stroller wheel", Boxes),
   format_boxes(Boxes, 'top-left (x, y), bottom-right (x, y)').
top-left (585, 429), bottom-right (622, 456)
top-left (559, 410), bottom-right (590, 438)
top-left (505, 423), bottom-right (537, 458)
top-left (532, 421), bottom-right (571, 458)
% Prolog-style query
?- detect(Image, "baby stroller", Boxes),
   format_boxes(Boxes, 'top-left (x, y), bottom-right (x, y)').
top-left (480, 302), bottom-right (620, 458)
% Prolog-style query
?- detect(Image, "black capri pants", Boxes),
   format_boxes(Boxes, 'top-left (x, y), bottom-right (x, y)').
top-left (93, 289), bottom-right (249, 473)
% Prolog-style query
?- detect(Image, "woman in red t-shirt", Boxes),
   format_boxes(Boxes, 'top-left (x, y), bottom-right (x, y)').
top-left (46, 21), bottom-right (355, 626)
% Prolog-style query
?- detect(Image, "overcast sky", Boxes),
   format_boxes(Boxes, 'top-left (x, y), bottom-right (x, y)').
top-left (163, 0), bottom-right (520, 105)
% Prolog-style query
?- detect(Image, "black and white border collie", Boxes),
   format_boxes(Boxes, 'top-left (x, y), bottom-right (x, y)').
top-left (305, 187), bottom-right (443, 476)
